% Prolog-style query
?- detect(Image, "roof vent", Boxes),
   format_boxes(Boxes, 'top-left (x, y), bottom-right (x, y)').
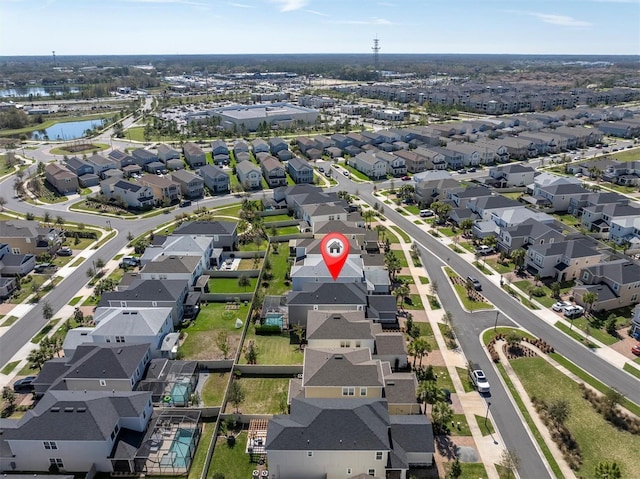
top-left (117, 349), bottom-right (123, 354)
top-left (64, 407), bottom-right (74, 413)
top-left (77, 407), bottom-right (86, 412)
top-left (50, 407), bottom-right (60, 412)
top-left (335, 355), bottom-right (343, 360)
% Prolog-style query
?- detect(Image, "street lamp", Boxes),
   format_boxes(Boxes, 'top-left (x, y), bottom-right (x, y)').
top-left (494, 310), bottom-right (499, 332)
top-left (485, 401), bottom-right (492, 428)
top-left (106, 220), bottom-right (112, 231)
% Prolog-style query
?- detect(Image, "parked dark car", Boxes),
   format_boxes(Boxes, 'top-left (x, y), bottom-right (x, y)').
top-left (467, 276), bottom-right (482, 291)
top-left (58, 246), bottom-right (72, 256)
top-left (179, 200), bottom-right (192, 208)
top-left (13, 376), bottom-right (37, 393)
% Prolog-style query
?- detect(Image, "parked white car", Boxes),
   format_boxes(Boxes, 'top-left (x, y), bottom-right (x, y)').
top-left (470, 367), bottom-right (490, 393)
top-left (552, 300), bottom-right (572, 312)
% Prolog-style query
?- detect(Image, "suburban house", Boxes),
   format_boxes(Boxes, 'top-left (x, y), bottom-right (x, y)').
top-left (65, 156), bottom-right (94, 177)
top-left (0, 220), bottom-right (64, 256)
top-left (99, 278), bottom-right (194, 324)
top-left (260, 156), bottom-right (287, 188)
top-left (580, 202), bottom-right (639, 237)
top-left (489, 164), bottom-right (536, 188)
top-left (573, 259), bottom-right (640, 311)
top-left (296, 137), bottom-right (316, 156)
top-left (0, 276), bottom-right (18, 300)
top-left (183, 142), bottom-right (206, 168)
top-left (139, 255), bottom-right (203, 286)
top-left (266, 398), bottom-right (434, 479)
top-left (352, 152), bottom-right (387, 179)
top-left (497, 218), bottom-right (566, 253)
top-left (157, 143), bottom-right (180, 162)
top-left (237, 161), bottom-right (262, 189)
top-left (33, 343), bottom-right (151, 396)
top-left (86, 154), bottom-right (117, 178)
top-left (252, 139), bottom-right (270, 156)
top-left (445, 142), bottom-right (482, 166)
top-left (301, 204), bottom-right (349, 231)
top-left (531, 183), bottom-right (591, 212)
top-left (211, 140), bottom-right (229, 165)
top-left (269, 137), bottom-right (289, 156)
top-left (101, 179), bottom-right (154, 210)
top-left (0, 244), bottom-right (36, 276)
top-left (569, 192), bottom-right (627, 219)
top-left (413, 171), bottom-right (459, 205)
top-left (171, 169), bottom-right (205, 198)
top-left (235, 151), bottom-right (251, 163)
top-left (394, 150), bottom-right (428, 173)
top-left (609, 216), bottom-right (640, 246)
top-left (62, 307), bottom-right (174, 358)
top-left (286, 282), bottom-right (368, 327)
top-left (631, 305), bottom-right (640, 339)
top-left (466, 195), bottom-right (523, 222)
top-left (524, 239), bottom-right (604, 280)
top-left (412, 147), bottom-right (448, 170)
top-left (373, 151), bottom-right (406, 176)
top-left (45, 162), bottom-right (79, 195)
top-left (0, 389), bottom-right (154, 474)
top-left (234, 140), bottom-right (249, 155)
top-left (197, 165), bottom-right (230, 194)
top-left (138, 174), bottom-right (181, 206)
top-left (132, 149), bottom-right (159, 170)
top-left (107, 150), bottom-right (135, 169)
top-left (448, 186), bottom-right (493, 209)
top-left (140, 234), bottom-right (215, 272)
top-left (172, 220), bottom-right (238, 250)
top-left (602, 161), bottom-right (640, 186)
top-left (287, 156), bottom-right (314, 184)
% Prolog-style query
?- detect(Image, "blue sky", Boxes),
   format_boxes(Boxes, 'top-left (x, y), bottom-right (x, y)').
top-left (1, 0), bottom-right (639, 56)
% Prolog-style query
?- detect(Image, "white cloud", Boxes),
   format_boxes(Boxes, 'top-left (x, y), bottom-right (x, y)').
top-left (229, 2), bottom-right (253, 7)
top-left (528, 12), bottom-right (592, 27)
top-left (271, 0), bottom-right (308, 12)
top-left (336, 17), bottom-right (393, 25)
top-left (305, 9), bottom-right (328, 16)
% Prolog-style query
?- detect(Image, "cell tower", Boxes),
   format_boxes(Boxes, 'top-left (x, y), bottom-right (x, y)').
top-left (52, 51), bottom-right (56, 66)
top-left (372, 36), bottom-right (380, 72)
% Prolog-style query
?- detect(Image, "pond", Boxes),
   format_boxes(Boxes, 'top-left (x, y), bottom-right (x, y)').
top-left (30, 119), bottom-right (105, 141)
top-left (0, 86), bottom-right (80, 98)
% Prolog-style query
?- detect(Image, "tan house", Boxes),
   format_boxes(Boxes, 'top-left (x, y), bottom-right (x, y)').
top-left (573, 259), bottom-right (640, 311)
top-left (138, 174), bottom-right (180, 205)
top-left (0, 220), bottom-right (64, 255)
top-left (45, 162), bottom-right (79, 195)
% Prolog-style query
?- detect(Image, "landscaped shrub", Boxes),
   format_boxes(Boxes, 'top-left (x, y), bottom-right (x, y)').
top-left (530, 286), bottom-right (546, 297)
top-left (254, 324), bottom-right (282, 335)
top-left (579, 383), bottom-right (640, 434)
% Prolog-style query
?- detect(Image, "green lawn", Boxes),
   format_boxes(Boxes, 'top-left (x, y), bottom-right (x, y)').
top-left (342, 163), bottom-right (371, 181)
top-left (228, 378), bottom-right (289, 414)
top-left (482, 327), bottom-right (536, 345)
top-left (450, 413), bottom-right (472, 436)
top-left (419, 276), bottom-right (430, 284)
top-left (456, 367), bottom-right (475, 393)
top-left (179, 303), bottom-right (249, 360)
top-left (404, 204), bottom-right (421, 215)
top-left (413, 321), bottom-right (438, 351)
top-left (201, 372), bottom-right (230, 406)
top-left (389, 250), bottom-right (408, 267)
top-left (560, 316), bottom-right (618, 346)
top-left (555, 213), bottom-right (581, 227)
top-left (0, 315), bottom-right (19, 327)
top-left (238, 239), bottom-right (268, 251)
top-left (240, 329), bottom-right (304, 365)
top-left (273, 225), bottom-right (300, 235)
top-left (263, 247), bottom-right (293, 296)
top-left (263, 214), bottom-right (293, 222)
top-left (208, 276), bottom-right (257, 295)
top-left (443, 462), bottom-right (488, 479)
top-left (512, 356), bottom-right (640, 479)
top-left (188, 422), bottom-right (215, 479)
top-left (403, 294), bottom-right (424, 310)
top-left (31, 318), bottom-right (60, 344)
top-left (208, 433), bottom-right (254, 479)
top-left (485, 258), bottom-right (514, 275)
top-left (555, 321), bottom-right (601, 348)
top-left (432, 366), bottom-right (455, 391)
top-left (397, 275), bottom-right (415, 284)
top-left (377, 225), bottom-right (400, 244)
top-left (0, 360), bottom-right (19, 375)
top-left (475, 414), bottom-right (495, 436)
top-left (623, 363), bottom-right (640, 379)
top-left (390, 225), bottom-right (411, 242)
top-left (453, 284), bottom-right (493, 311)
top-left (438, 226), bottom-right (457, 237)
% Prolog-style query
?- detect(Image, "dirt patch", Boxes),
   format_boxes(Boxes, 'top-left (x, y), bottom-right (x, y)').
top-left (181, 330), bottom-right (242, 361)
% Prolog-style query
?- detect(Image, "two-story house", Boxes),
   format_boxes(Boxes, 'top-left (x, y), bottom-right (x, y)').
top-left (0, 220), bottom-right (64, 256)
top-left (140, 234), bottom-right (215, 273)
top-left (157, 143), bottom-right (180, 163)
top-left (286, 282), bottom-right (368, 327)
top-left (489, 164), bottom-right (536, 188)
top-left (525, 239), bottom-right (603, 281)
top-left (237, 160), bottom-right (262, 189)
top-left (171, 169), bottom-right (205, 198)
top-left (173, 220), bottom-right (238, 250)
top-left (260, 155), bottom-right (287, 188)
top-left (131, 149), bottom-right (159, 172)
top-left (45, 162), bottom-right (79, 195)
top-left (138, 174), bottom-right (180, 205)
top-left (183, 142), bottom-right (206, 168)
top-left (211, 140), bottom-right (230, 165)
top-left (197, 164), bottom-right (230, 194)
top-left (532, 182), bottom-right (591, 212)
top-left (101, 179), bottom-right (154, 209)
top-left (139, 255), bottom-right (202, 286)
top-left (352, 152), bottom-right (387, 179)
top-left (573, 259), bottom-right (640, 311)
top-left (86, 153), bottom-right (117, 179)
top-left (107, 149), bottom-right (135, 169)
top-left (287, 156), bottom-right (314, 184)
top-left (497, 218), bottom-right (565, 253)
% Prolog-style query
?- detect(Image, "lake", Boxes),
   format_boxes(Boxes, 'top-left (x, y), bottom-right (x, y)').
top-left (0, 86), bottom-right (80, 98)
top-left (30, 119), bottom-right (105, 141)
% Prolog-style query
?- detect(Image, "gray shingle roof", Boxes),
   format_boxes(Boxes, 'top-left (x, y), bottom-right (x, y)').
top-left (383, 373), bottom-right (418, 405)
top-left (582, 259), bottom-right (640, 285)
top-left (99, 279), bottom-right (187, 308)
top-left (287, 282), bottom-right (367, 305)
top-left (306, 311), bottom-right (378, 341)
top-left (173, 220), bottom-right (237, 236)
top-left (266, 398), bottom-right (390, 451)
top-left (528, 239), bottom-right (600, 259)
top-left (303, 348), bottom-right (383, 387)
top-left (374, 333), bottom-right (406, 356)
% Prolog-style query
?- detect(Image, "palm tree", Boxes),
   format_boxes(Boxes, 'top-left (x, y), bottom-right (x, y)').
top-left (431, 201), bottom-right (451, 224)
top-left (42, 301), bottom-right (53, 321)
top-left (384, 251), bottom-right (401, 283)
top-left (393, 283), bottom-right (410, 309)
top-left (418, 381), bottom-right (444, 408)
top-left (362, 209), bottom-right (375, 227)
top-left (460, 218), bottom-right (474, 238)
top-left (582, 292), bottom-right (598, 316)
top-left (237, 274), bottom-right (251, 292)
top-left (411, 337), bottom-right (431, 367)
top-left (511, 248), bottom-right (526, 274)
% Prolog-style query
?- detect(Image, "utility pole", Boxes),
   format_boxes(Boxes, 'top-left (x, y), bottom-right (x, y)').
top-left (372, 36), bottom-right (380, 74)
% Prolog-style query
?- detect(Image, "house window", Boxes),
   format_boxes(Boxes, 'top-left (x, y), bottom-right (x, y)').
top-left (340, 341), bottom-right (351, 348)
top-left (347, 468), bottom-right (352, 474)
top-left (355, 341), bottom-right (361, 348)
top-left (11, 248), bottom-right (20, 255)
top-left (632, 294), bottom-right (638, 302)
top-left (360, 388), bottom-right (367, 396)
top-left (100, 379), bottom-right (107, 387)
top-left (368, 469), bottom-right (376, 476)
top-left (342, 387), bottom-right (355, 396)
top-left (43, 441), bottom-right (57, 450)
top-left (115, 336), bottom-right (125, 343)
top-left (376, 451), bottom-right (383, 460)
top-left (307, 451), bottom-right (313, 457)
top-left (49, 458), bottom-right (64, 468)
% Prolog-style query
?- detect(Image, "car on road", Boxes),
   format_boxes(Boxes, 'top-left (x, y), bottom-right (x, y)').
top-left (34, 263), bottom-right (56, 274)
top-left (563, 305), bottom-right (584, 319)
top-left (420, 209), bottom-right (434, 218)
top-left (552, 300), bottom-right (572, 312)
top-left (401, 175), bottom-right (411, 181)
top-left (470, 367), bottom-right (490, 393)
top-left (632, 343), bottom-right (640, 356)
top-left (343, 170), bottom-right (350, 177)
top-left (457, 169), bottom-right (466, 174)
top-left (179, 200), bottom-right (192, 208)
top-left (13, 376), bottom-right (37, 393)
top-left (467, 275), bottom-right (482, 291)
top-left (57, 246), bottom-right (72, 256)
top-left (467, 167), bottom-right (477, 173)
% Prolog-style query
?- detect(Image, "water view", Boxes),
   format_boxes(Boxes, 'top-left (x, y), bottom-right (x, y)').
top-left (0, 86), bottom-right (80, 98)
top-left (30, 119), bottom-right (105, 141)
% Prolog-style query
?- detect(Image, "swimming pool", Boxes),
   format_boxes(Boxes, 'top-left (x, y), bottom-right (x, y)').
top-left (264, 312), bottom-right (283, 328)
top-left (170, 382), bottom-right (190, 406)
top-left (169, 428), bottom-right (196, 468)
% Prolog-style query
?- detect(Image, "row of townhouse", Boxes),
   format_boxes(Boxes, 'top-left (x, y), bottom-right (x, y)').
top-left (0, 220), bottom-right (242, 475)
